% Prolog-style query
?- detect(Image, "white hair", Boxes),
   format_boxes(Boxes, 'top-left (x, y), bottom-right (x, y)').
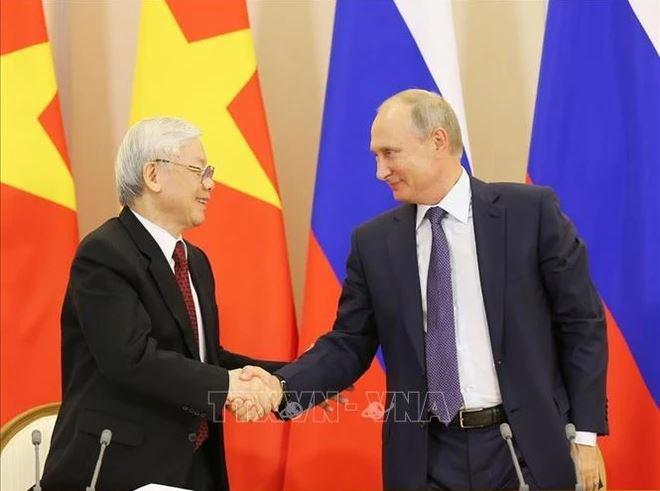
top-left (115, 117), bottom-right (201, 206)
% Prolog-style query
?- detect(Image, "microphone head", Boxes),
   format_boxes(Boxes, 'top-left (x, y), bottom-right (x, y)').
top-left (565, 423), bottom-right (576, 441)
top-left (31, 429), bottom-right (42, 445)
top-left (499, 422), bottom-right (512, 440)
top-left (100, 429), bottom-right (112, 445)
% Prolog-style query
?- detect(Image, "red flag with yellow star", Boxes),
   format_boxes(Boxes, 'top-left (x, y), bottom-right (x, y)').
top-left (0, 0), bottom-right (78, 426)
top-left (130, 1), bottom-right (297, 489)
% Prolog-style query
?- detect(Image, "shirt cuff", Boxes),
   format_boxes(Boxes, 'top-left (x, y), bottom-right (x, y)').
top-left (574, 431), bottom-right (597, 446)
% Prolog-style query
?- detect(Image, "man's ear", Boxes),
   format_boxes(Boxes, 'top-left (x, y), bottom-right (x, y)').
top-left (432, 127), bottom-right (450, 153)
top-left (143, 162), bottom-right (162, 193)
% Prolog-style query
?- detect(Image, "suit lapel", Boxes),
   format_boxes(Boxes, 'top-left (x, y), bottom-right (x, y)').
top-left (119, 207), bottom-right (200, 360)
top-left (187, 247), bottom-right (220, 366)
top-left (471, 178), bottom-right (506, 361)
top-left (387, 204), bottom-right (426, 373)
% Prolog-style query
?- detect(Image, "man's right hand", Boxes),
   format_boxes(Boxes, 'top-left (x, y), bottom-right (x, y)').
top-left (227, 367), bottom-right (282, 421)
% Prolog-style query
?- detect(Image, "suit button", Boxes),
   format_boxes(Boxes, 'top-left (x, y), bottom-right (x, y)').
top-left (188, 432), bottom-right (197, 442)
top-left (496, 359), bottom-right (503, 366)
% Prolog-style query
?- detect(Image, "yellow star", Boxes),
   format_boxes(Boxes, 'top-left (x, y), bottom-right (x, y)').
top-left (1, 43), bottom-right (76, 211)
top-left (131, 0), bottom-right (280, 209)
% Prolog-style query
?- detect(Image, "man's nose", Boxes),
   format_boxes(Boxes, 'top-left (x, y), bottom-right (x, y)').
top-left (202, 176), bottom-right (215, 191)
top-left (375, 158), bottom-right (391, 181)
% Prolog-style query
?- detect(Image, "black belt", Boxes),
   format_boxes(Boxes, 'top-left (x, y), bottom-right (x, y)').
top-left (446, 405), bottom-right (506, 429)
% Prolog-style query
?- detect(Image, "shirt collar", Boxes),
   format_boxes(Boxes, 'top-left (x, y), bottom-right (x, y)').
top-left (130, 208), bottom-right (185, 261)
top-left (416, 168), bottom-right (471, 230)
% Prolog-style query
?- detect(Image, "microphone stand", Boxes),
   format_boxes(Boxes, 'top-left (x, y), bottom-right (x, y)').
top-left (499, 423), bottom-right (529, 491)
top-left (565, 423), bottom-right (584, 491)
top-left (31, 430), bottom-right (42, 491)
top-left (86, 429), bottom-right (112, 491)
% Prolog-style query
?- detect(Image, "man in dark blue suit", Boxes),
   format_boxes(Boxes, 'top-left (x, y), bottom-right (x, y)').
top-left (244, 90), bottom-right (608, 490)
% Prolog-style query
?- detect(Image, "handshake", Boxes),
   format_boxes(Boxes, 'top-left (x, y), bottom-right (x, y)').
top-left (226, 366), bottom-right (283, 422)
top-left (226, 366), bottom-right (352, 422)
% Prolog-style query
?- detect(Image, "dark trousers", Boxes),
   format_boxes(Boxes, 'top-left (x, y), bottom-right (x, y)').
top-left (427, 418), bottom-right (538, 490)
top-left (184, 440), bottom-right (218, 491)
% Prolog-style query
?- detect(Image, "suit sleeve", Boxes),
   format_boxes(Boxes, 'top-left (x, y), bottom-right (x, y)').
top-left (538, 188), bottom-right (608, 434)
top-left (274, 229), bottom-right (380, 416)
top-left (71, 238), bottom-right (230, 420)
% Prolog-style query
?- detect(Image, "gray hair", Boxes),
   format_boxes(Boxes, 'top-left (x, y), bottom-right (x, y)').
top-left (379, 89), bottom-right (463, 157)
top-left (115, 117), bottom-right (201, 206)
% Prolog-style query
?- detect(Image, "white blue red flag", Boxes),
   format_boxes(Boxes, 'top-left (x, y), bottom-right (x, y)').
top-left (528, 1), bottom-right (659, 487)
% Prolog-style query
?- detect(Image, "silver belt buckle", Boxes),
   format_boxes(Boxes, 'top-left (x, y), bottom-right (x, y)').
top-left (459, 407), bottom-right (484, 429)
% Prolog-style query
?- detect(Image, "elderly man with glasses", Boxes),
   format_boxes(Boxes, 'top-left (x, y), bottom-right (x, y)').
top-left (40, 117), bottom-right (284, 491)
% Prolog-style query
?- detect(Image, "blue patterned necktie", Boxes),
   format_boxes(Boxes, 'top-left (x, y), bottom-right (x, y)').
top-left (425, 207), bottom-right (464, 424)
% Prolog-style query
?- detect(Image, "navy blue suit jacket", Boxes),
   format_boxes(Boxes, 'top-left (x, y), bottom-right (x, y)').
top-left (276, 178), bottom-right (608, 490)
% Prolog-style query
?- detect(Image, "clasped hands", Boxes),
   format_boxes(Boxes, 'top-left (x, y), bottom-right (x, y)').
top-left (226, 366), bottom-right (282, 421)
top-left (226, 366), bottom-right (352, 422)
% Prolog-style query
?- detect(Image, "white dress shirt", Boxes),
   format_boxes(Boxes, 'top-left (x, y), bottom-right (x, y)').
top-left (131, 209), bottom-right (207, 362)
top-left (415, 170), bottom-right (596, 445)
top-left (416, 169), bottom-right (502, 410)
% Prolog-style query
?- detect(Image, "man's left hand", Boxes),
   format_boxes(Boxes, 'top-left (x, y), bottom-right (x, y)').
top-left (572, 444), bottom-right (600, 491)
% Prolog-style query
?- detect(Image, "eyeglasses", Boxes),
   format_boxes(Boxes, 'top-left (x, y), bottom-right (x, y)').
top-left (153, 159), bottom-right (215, 182)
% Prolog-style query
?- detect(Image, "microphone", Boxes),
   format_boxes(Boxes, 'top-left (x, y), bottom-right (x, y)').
top-left (565, 423), bottom-right (584, 491)
top-left (86, 429), bottom-right (112, 491)
top-left (31, 430), bottom-right (42, 491)
top-left (499, 423), bottom-right (529, 491)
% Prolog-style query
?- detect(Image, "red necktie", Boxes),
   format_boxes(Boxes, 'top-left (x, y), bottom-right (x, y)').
top-left (173, 241), bottom-right (209, 450)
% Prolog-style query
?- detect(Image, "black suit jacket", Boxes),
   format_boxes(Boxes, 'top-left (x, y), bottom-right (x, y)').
top-left (276, 178), bottom-right (607, 490)
top-left (41, 207), bottom-right (284, 491)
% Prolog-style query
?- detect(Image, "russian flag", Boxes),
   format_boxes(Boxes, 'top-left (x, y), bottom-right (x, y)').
top-left (528, 1), bottom-right (659, 488)
top-left (282, 1), bottom-right (471, 489)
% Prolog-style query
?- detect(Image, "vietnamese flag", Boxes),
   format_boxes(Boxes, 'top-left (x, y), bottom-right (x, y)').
top-left (129, 1), bottom-right (297, 489)
top-left (1, 0), bottom-right (78, 426)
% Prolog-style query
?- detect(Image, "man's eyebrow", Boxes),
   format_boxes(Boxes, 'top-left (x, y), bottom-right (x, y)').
top-left (371, 146), bottom-right (400, 153)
